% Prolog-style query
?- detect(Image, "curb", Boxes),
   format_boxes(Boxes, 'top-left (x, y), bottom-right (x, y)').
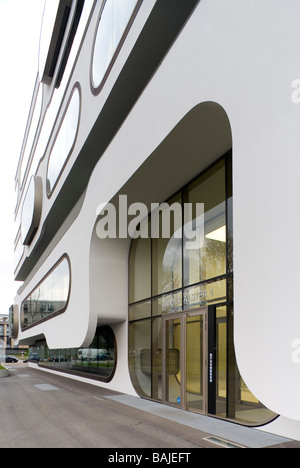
top-left (0, 368), bottom-right (10, 378)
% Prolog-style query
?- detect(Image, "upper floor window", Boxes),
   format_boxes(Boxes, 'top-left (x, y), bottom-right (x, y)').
top-left (91, 0), bottom-right (141, 92)
top-left (46, 86), bottom-right (80, 195)
top-left (20, 83), bottom-right (43, 188)
top-left (39, 0), bottom-right (72, 85)
top-left (21, 256), bottom-right (71, 330)
top-left (21, 176), bottom-right (43, 246)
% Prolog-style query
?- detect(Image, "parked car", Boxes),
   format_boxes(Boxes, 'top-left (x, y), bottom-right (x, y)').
top-left (0, 355), bottom-right (18, 363)
top-left (48, 356), bottom-right (70, 362)
top-left (23, 353), bottom-right (40, 363)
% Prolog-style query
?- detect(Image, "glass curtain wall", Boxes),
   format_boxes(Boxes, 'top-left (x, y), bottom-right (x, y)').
top-left (128, 153), bottom-right (276, 425)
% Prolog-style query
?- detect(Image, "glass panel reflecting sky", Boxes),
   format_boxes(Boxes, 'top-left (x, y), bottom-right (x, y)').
top-left (92, 0), bottom-right (139, 88)
top-left (20, 84), bottom-right (43, 187)
top-left (47, 88), bottom-right (80, 193)
top-left (22, 258), bottom-right (70, 329)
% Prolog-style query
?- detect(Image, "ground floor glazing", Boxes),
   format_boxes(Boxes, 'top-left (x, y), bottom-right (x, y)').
top-left (28, 153), bottom-right (276, 426)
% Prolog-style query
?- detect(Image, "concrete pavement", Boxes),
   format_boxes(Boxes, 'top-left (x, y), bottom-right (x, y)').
top-left (0, 362), bottom-right (299, 449)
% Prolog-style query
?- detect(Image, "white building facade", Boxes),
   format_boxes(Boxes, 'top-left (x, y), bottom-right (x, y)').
top-left (12, 0), bottom-right (300, 440)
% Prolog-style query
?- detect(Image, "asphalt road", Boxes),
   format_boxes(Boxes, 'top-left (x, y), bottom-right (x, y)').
top-left (0, 363), bottom-right (219, 449)
top-left (0, 362), bottom-right (299, 450)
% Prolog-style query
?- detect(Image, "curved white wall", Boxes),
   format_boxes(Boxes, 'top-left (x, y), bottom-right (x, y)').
top-left (14, 0), bottom-right (300, 426)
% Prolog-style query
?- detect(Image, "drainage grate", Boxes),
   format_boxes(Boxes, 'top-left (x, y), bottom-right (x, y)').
top-left (203, 436), bottom-right (245, 448)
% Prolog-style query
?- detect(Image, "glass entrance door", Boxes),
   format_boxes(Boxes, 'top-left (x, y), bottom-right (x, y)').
top-left (162, 308), bottom-right (208, 413)
top-left (186, 313), bottom-right (207, 411)
top-left (164, 316), bottom-right (182, 405)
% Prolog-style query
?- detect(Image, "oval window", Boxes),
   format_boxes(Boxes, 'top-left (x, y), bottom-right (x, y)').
top-left (47, 87), bottom-right (80, 194)
top-left (91, 0), bottom-right (140, 91)
top-left (20, 85), bottom-right (43, 188)
top-left (21, 175), bottom-right (43, 246)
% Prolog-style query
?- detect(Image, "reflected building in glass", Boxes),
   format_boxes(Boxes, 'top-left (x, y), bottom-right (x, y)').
top-left (10, 0), bottom-right (300, 439)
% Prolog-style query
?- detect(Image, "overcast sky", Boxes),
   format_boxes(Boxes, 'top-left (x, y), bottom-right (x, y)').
top-left (0, 0), bottom-right (45, 313)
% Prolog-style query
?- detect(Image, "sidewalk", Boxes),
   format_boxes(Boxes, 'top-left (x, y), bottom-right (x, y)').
top-left (0, 362), bottom-right (299, 449)
top-left (104, 393), bottom-right (298, 449)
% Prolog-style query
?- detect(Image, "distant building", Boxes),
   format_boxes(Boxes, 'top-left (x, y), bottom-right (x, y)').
top-left (11, 0), bottom-right (300, 440)
top-left (0, 315), bottom-right (9, 349)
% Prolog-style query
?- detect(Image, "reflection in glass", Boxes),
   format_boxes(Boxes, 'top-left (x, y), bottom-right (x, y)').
top-left (20, 176), bottom-right (42, 246)
top-left (129, 234), bottom-right (151, 303)
top-left (129, 319), bottom-right (151, 398)
top-left (14, 236), bottom-right (24, 272)
top-left (22, 258), bottom-right (70, 329)
top-left (152, 317), bottom-right (162, 400)
top-left (183, 160), bottom-right (226, 286)
top-left (47, 87), bottom-right (80, 193)
top-left (128, 154), bottom-right (276, 426)
top-left (30, 326), bottom-right (116, 381)
top-left (129, 300), bottom-right (151, 321)
top-left (152, 194), bottom-right (182, 296)
top-left (92, 0), bottom-right (139, 89)
top-left (183, 279), bottom-right (226, 310)
top-left (20, 84), bottom-right (43, 187)
top-left (73, 326), bottom-right (116, 379)
top-left (186, 314), bottom-right (205, 412)
top-left (21, 177), bottom-right (36, 244)
top-left (165, 318), bottom-right (181, 405)
top-left (152, 291), bottom-right (182, 316)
